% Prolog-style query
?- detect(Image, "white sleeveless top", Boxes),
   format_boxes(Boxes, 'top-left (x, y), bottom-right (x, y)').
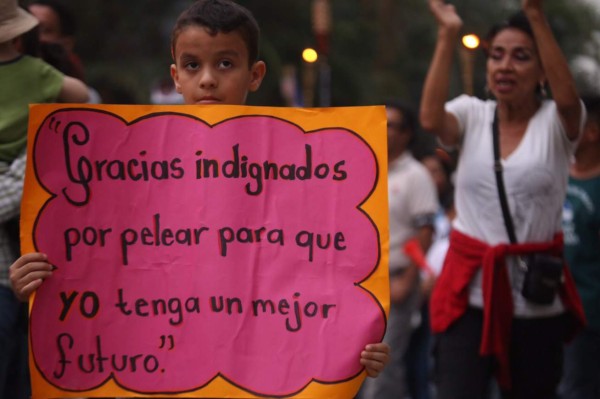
top-left (445, 95), bottom-right (584, 317)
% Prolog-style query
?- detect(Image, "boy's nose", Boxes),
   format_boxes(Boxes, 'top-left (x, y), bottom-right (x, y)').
top-left (199, 70), bottom-right (217, 88)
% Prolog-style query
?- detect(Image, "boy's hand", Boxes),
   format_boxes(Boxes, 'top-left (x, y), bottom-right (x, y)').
top-left (360, 342), bottom-right (390, 378)
top-left (9, 252), bottom-right (54, 302)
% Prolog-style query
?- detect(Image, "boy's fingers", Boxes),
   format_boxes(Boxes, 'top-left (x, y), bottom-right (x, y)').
top-left (360, 342), bottom-right (390, 378)
top-left (12, 252), bottom-right (48, 268)
top-left (360, 358), bottom-right (386, 377)
top-left (9, 256), bottom-right (54, 302)
top-left (17, 269), bottom-right (53, 284)
top-left (364, 342), bottom-right (391, 356)
top-left (15, 279), bottom-right (44, 302)
top-left (14, 274), bottom-right (48, 300)
top-left (361, 350), bottom-right (389, 362)
top-left (9, 253), bottom-right (49, 276)
top-left (10, 261), bottom-right (53, 281)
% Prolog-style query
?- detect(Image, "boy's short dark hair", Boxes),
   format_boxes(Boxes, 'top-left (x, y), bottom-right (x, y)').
top-left (170, 0), bottom-right (260, 67)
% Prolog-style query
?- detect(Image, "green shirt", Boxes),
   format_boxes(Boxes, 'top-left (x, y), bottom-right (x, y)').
top-left (563, 175), bottom-right (600, 331)
top-left (0, 55), bottom-right (63, 162)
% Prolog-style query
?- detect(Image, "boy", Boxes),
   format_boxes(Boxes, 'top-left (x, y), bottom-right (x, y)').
top-left (9, 0), bottom-right (390, 388)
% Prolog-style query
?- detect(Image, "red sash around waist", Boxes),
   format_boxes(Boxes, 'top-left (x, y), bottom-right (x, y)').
top-left (430, 229), bottom-right (586, 389)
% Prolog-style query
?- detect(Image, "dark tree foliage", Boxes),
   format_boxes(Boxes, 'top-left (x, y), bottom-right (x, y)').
top-left (28, 0), bottom-right (600, 108)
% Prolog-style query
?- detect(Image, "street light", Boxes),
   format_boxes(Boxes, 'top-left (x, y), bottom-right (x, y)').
top-left (302, 47), bottom-right (318, 107)
top-left (460, 33), bottom-right (480, 95)
top-left (302, 48), bottom-right (319, 63)
top-left (462, 34), bottom-right (480, 50)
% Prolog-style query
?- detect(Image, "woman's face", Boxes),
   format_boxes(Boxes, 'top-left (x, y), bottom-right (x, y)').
top-left (486, 28), bottom-right (544, 103)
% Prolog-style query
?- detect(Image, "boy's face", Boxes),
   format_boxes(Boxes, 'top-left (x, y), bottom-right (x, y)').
top-left (170, 26), bottom-right (266, 105)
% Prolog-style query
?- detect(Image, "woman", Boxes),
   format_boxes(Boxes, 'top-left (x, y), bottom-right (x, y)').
top-left (419, 0), bottom-right (586, 398)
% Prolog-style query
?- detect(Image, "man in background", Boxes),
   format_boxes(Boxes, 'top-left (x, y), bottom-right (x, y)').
top-left (360, 101), bottom-right (438, 399)
top-left (559, 95), bottom-right (600, 399)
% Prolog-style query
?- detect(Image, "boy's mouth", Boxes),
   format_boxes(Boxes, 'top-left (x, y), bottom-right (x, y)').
top-left (197, 96), bottom-right (220, 104)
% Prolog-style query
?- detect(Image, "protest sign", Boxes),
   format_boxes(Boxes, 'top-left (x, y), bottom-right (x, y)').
top-left (21, 104), bottom-right (389, 398)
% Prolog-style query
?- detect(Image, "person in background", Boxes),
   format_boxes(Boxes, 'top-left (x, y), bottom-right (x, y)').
top-left (17, 22), bottom-right (78, 79)
top-left (9, 2), bottom-right (390, 396)
top-left (1, 2), bottom-right (89, 164)
top-left (0, 0), bottom-right (88, 397)
top-left (27, 0), bottom-right (84, 80)
top-left (420, 0), bottom-right (587, 398)
top-left (559, 95), bottom-right (600, 399)
top-left (421, 150), bottom-right (455, 243)
top-left (360, 100), bottom-right (438, 399)
top-left (421, 149), bottom-right (456, 278)
top-left (151, 77), bottom-right (185, 105)
top-left (27, 0), bottom-right (101, 103)
top-left (403, 150), bottom-right (456, 399)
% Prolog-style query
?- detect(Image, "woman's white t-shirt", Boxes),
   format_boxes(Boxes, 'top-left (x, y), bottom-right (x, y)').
top-left (446, 95), bottom-right (584, 317)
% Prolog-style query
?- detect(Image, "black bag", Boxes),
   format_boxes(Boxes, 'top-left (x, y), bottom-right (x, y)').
top-left (519, 253), bottom-right (564, 305)
top-left (491, 109), bottom-right (563, 305)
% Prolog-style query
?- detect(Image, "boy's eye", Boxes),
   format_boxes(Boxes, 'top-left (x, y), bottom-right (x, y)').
top-left (184, 61), bottom-right (199, 70)
top-left (218, 60), bottom-right (233, 69)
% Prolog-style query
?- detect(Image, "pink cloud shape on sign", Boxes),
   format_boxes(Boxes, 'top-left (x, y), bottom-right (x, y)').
top-left (29, 109), bottom-right (385, 396)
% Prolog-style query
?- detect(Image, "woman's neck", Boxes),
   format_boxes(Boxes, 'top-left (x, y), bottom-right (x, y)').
top-left (497, 98), bottom-right (541, 123)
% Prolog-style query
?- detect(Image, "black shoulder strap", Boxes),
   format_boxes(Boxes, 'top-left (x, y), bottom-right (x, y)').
top-left (492, 108), bottom-right (518, 244)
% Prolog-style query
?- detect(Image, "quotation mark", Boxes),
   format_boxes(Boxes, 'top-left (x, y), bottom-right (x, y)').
top-left (49, 117), bottom-right (61, 133)
top-left (159, 335), bottom-right (175, 350)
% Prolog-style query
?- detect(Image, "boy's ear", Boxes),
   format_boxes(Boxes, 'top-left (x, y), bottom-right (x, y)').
top-left (249, 61), bottom-right (267, 92)
top-left (170, 64), bottom-right (182, 93)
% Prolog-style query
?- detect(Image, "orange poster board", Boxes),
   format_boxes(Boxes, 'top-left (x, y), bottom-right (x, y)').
top-left (21, 104), bottom-right (389, 398)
